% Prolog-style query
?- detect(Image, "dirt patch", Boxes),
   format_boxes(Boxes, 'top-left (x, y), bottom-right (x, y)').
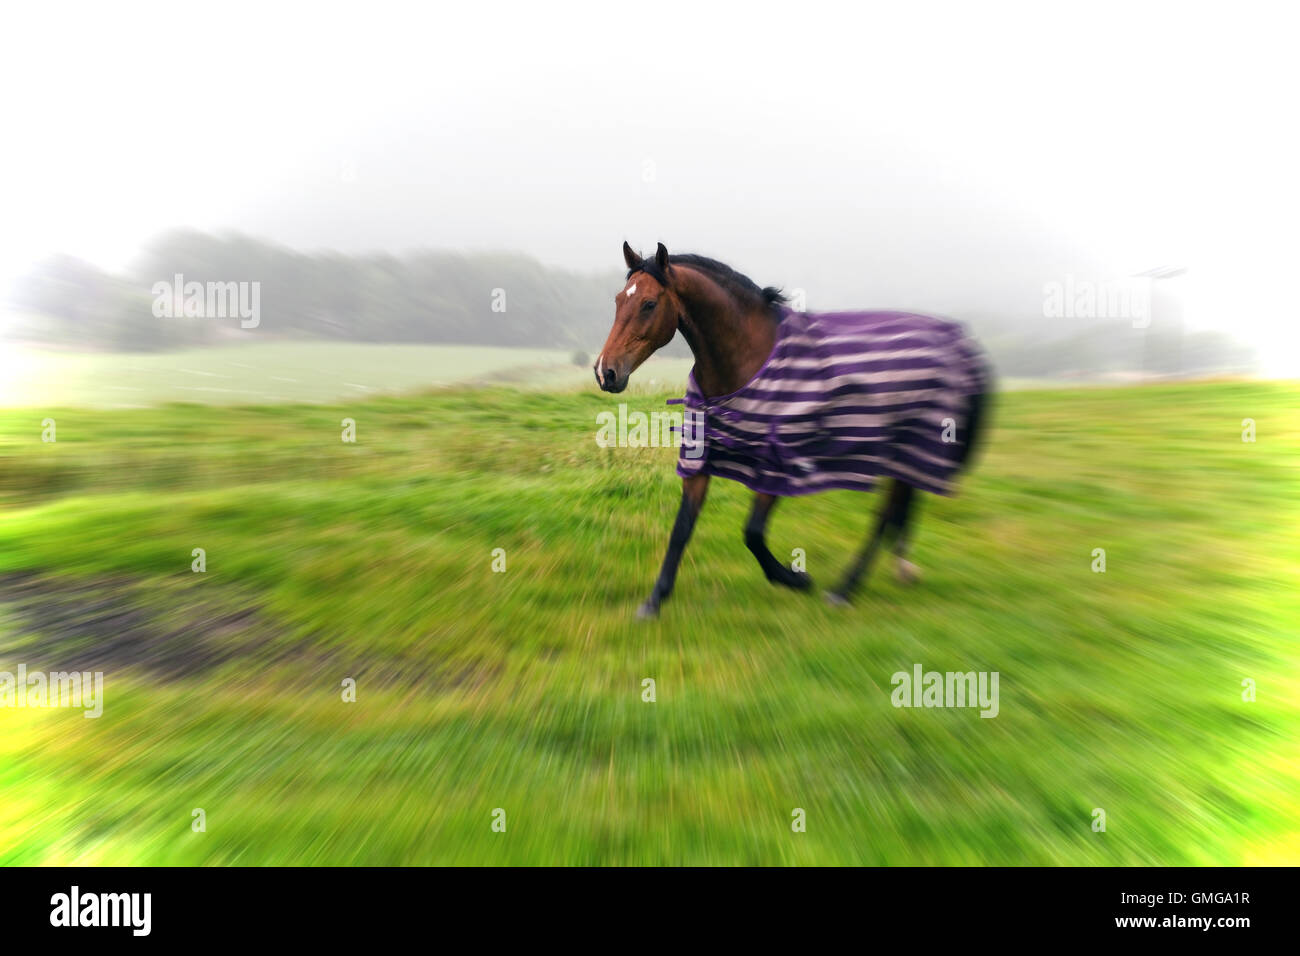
top-left (0, 572), bottom-right (500, 691)
top-left (0, 571), bottom-right (332, 682)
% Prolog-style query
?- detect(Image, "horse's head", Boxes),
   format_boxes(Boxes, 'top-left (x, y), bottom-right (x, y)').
top-left (594, 241), bottom-right (680, 393)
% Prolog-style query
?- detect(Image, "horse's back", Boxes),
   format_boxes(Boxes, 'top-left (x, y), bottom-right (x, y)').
top-left (677, 308), bottom-right (989, 497)
top-left (799, 309), bottom-right (987, 402)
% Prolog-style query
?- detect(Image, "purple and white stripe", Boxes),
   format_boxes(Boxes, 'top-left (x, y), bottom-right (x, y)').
top-left (676, 309), bottom-right (988, 497)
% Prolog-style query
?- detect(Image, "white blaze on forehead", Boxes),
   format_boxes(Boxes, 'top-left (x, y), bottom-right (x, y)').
top-left (624, 282), bottom-right (637, 297)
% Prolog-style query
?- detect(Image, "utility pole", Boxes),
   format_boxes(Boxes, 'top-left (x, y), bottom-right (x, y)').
top-left (1133, 266), bottom-right (1187, 377)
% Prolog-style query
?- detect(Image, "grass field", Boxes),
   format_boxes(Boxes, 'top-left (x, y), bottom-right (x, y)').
top-left (0, 343), bottom-right (695, 407)
top-left (1, 376), bottom-right (1297, 865)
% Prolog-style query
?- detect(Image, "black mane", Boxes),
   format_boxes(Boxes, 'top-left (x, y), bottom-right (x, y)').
top-left (628, 253), bottom-right (788, 313)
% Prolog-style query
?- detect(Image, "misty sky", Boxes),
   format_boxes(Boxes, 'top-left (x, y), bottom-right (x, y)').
top-left (3, 1), bottom-right (1297, 371)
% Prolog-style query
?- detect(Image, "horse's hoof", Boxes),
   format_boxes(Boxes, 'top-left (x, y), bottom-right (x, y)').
top-left (824, 590), bottom-right (850, 607)
top-left (636, 600), bottom-right (660, 620)
top-left (896, 559), bottom-right (922, 586)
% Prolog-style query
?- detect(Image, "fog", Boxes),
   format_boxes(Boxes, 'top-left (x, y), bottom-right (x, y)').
top-left (3, 0), bottom-right (1297, 374)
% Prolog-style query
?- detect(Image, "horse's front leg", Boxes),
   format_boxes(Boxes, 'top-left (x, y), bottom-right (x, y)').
top-left (745, 492), bottom-right (812, 590)
top-left (638, 474), bottom-right (710, 619)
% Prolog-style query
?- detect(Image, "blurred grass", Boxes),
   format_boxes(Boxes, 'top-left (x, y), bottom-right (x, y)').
top-left (0, 342), bottom-right (696, 407)
top-left (0, 379), bottom-right (1297, 864)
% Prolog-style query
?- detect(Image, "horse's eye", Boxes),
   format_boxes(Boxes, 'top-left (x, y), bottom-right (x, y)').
top-left (640, 299), bottom-right (657, 315)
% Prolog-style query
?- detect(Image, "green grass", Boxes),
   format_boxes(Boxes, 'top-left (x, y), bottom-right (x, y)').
top-left (0, 380), bottom-right (1297, 865)
top-left (0, 342), bottom-right (696, 407)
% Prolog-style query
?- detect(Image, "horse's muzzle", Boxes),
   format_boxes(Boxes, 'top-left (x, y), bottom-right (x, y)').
top-left (594, 364), bottom-right (626, 393)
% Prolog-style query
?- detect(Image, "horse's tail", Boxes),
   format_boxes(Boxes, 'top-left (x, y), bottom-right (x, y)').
top-left (957, 351), bottom-right (993, 472)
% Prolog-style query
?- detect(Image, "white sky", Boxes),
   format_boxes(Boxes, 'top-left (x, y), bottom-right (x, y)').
top-left (2, 0), bottom-right (1297, 371)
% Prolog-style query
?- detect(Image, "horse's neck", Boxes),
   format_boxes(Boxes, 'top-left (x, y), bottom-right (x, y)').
top-left (674, 269), bottom-right (777, 398)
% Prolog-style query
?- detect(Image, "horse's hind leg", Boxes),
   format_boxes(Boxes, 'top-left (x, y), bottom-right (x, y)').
top-left (745, 493), bottom-right (812, 590)
top-left (826, 479), bottom-right (914, 605)
top-left (888, 483), bottom-right (923, 584)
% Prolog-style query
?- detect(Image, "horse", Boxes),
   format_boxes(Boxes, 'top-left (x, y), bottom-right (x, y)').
top-left (596, 241), bottom-right (990, 619)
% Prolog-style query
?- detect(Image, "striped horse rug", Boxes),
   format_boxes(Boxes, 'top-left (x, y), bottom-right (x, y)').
top-left (673, 308), bottom-right (990, 497)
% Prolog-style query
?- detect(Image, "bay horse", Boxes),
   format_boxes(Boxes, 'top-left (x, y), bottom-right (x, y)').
top-left (596, 242), bottom-right (990, 619)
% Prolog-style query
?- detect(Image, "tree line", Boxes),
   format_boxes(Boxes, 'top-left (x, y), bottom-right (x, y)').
top-left (9, 230), bottom-right (627, 355)
top-left (7, 230), bottom-right (1254, 377)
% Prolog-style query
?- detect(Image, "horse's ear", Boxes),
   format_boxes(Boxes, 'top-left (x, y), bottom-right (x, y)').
top-left (623, 241), bottom-right (642, 270)
top-left (655, 242), bottom-right (669, 274)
